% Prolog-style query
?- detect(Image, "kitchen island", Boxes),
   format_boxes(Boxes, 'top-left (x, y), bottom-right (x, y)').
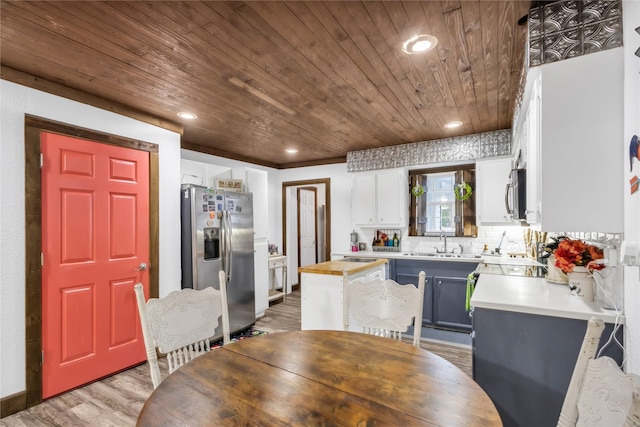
top-left (470, 274), bottom-right (624, 427)
top-left (298, 258), bottom-right (387, 331)
top-left (333, 251), bottom-right (486, 332)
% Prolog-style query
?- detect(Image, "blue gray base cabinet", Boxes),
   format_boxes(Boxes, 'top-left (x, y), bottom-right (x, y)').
top-left (472, 307), bottom-right (624, 427)
top-left (392, 260), bottom-right (478, 332)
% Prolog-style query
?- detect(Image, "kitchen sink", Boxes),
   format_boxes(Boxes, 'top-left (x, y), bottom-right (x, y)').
top-left (402, 252), bottom-right (436, 257)
top-left (342, 257), bottom-right (376, 263)
top-left (402, 252), bottom-right (482, 259)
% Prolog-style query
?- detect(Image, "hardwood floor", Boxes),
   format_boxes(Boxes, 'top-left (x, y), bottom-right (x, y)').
top-left (1, 289), bottom-right (471, 426)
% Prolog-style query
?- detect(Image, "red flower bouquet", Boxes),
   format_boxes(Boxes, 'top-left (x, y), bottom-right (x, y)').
top-left (553, 239), bottom-right (605, 273)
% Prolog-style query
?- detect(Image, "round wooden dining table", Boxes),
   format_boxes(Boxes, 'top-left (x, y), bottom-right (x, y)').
top-left (137, 330), bottom-right (501, 426)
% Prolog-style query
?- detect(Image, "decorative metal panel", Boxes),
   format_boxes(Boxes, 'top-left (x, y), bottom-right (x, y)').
top-left (529, 0), bottom-right (623, 66)
top-left (346, 130), bottom-right (511, 172)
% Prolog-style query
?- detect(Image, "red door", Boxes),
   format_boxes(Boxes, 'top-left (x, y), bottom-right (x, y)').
top-left (41, 132), bottom-right (149, 398)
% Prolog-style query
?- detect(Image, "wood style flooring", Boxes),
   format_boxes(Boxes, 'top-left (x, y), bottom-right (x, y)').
top-left (1, 289), bottom-right (471, 426)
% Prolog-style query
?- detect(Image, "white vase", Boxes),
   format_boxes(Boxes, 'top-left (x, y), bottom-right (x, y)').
top-left (567, 266), bottom-right (594, 302)
top-left (546, 254), bottom-right (569, 284)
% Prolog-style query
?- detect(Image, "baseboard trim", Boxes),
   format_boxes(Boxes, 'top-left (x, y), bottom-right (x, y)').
top-left (1, 391), bottom-right (27, 418)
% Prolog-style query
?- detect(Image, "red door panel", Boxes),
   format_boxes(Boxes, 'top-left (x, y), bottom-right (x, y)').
top-left (109, 278), bottom-right (140, 348)
top-left (110, 194), bottom-right (137, 257)
top-left (61, 190), bottom-right (94, 262)
top-left (60, 284), bottom-right (95, 363)
top-left (41, 132), bottom-right (149, 398)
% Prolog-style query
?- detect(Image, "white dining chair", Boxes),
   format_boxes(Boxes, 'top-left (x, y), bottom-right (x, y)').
top-left (344, 271), bottom-right (426, 347)
top-left (134, 270), bottom-right (230, 389)
top-left (557, 317), bottom-right (640, 427)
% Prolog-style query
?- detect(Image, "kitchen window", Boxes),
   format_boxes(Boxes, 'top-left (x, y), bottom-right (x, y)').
top-left (409, 165), bottom-right (477, 237)
top-left (424, 172), bottom-right (455, 232)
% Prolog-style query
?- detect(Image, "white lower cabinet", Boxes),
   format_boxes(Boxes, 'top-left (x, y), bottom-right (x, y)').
top-left (301, 265), bottom-right (385, 331)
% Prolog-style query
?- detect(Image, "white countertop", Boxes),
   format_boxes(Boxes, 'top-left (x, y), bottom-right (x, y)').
top-left (470, 274), bottom-right (624, 323)
top-left (332, 250), bottom-right (538, 266)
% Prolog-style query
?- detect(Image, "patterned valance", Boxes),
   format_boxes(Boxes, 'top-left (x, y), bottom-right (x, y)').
top-left (529, 0), bottom-right (623, 66)
top-left (346, 129), bottom-right (511, 172)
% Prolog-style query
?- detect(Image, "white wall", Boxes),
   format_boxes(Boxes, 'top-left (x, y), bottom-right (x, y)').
top-left (623, 0), bottom-right (640, 375)
top-left (278, 163), bottom-right (353, 256)
top-left (0, 80), bottom-right (182, 398)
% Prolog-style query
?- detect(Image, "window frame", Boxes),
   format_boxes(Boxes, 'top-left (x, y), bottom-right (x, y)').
top-left (408, 164), bottom-right (477, 237)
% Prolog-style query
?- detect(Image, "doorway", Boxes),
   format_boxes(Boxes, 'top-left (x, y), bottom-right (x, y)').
top-left (23, 116), bottom-right (160, 409)
top-left (297, 187), bottom-right (318, 268)
top-left (282, 179), bottom-right (331, 290)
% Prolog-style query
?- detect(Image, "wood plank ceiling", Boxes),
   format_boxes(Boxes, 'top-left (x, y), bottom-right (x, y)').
top-left (0, 1), bottom-right (531, 169)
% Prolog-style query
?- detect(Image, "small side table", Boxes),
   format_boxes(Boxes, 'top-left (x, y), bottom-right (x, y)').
top-left (268, 254), bottom-right (287, 303)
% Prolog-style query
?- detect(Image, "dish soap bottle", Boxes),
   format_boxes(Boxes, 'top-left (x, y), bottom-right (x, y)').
top-left (393, 233), bottom-right (399, 247)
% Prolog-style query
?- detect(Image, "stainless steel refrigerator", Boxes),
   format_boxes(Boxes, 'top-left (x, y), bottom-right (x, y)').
top-left (180, 184), bottom-right (255, 340)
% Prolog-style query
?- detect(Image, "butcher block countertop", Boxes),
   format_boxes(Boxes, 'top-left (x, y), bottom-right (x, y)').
top-left (298, 258), bottom-right (388, 276)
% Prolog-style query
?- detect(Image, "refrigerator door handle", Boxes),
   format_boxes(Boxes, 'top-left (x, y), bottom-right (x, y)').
top-left (220, 211), bottom-right (228, 283)
top-left (225, 210), bottom-right (233, 283)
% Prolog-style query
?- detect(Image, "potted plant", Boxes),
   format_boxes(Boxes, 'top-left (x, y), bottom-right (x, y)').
top-left (553, 238), bottom-right (605, 274)
top-left (552, 238), bottom-right (605, 302)
top-left (540, 235), bottom-right (567, 260)
top-left (542, 235), bottom-right (569, 284)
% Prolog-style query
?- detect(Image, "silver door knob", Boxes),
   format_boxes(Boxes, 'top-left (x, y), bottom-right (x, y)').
top-left (135, 263), bottom-right (148, 271)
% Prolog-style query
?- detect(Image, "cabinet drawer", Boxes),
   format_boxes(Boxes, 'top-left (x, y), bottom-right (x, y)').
top-left (268, 257), bottom-right (287, 269)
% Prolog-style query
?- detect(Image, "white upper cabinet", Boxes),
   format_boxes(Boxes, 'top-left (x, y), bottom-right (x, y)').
top-left (476, 157), bottom-right (513, 225)
top-left (519, 48), bottom-right (624, 232)
top-left (525, 77), bottom-right (541, 225)
top-left (353, 174), bottom-right (376, 225)
top-left (232, 167), bottom-right (268, 239)
top-left (352, 169), bottom-right (407, 227)
top-left (376, 170), bottom-right (407, 226)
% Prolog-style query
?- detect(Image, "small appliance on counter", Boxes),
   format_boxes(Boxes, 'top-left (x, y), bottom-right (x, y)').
top-left (350, 230), bottom-right (359, 252)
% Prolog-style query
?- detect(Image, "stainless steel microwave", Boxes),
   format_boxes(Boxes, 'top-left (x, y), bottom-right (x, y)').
top-left (505, 168), bottom-right (526, 221)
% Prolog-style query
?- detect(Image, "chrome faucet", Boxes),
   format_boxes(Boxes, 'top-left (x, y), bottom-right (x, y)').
top-left (439, 230), bottom-right (447, 253)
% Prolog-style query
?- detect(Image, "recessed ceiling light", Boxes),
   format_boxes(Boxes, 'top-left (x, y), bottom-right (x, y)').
top-left (402, 34), bottom-right (438, 55)
top-left (177, 111), bottom-right (198, 120)
top-left (444, 121), bottom-right (463, 129)
top-left (285, 148), bottom-right (298, 154)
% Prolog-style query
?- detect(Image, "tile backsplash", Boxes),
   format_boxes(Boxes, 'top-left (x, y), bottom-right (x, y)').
top-left (352, 226), bottom-right (623, 258)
